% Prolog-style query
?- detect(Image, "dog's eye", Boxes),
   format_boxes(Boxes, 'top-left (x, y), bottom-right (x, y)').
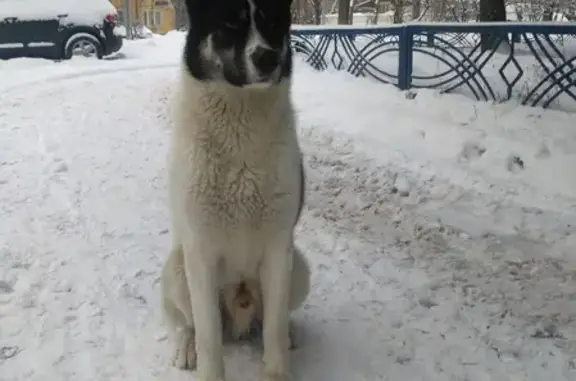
top-left (223, 6), bottom-right (248, 30)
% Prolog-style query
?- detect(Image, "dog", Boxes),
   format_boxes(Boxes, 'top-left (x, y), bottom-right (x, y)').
top-left (159, 0), bottom-right (309, 380)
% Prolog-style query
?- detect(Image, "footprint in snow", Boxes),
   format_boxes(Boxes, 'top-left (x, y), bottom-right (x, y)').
top-left (506, 155), bottom-right (525, 173)
top-left (458, 140), bottom-right (486, 162)
top-left (392, 176), bottom-right (410, 197)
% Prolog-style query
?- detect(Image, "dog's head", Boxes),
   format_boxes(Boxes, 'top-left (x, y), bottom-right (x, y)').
top-left (183, 0), bottom-right (293, 88)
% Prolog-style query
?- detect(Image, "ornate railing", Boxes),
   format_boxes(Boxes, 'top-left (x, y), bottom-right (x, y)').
top-left (290, 23), bottom-right (576, 112)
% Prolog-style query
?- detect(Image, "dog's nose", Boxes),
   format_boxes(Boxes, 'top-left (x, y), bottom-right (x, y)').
top-left (251, 46), bottom-right (279, 75)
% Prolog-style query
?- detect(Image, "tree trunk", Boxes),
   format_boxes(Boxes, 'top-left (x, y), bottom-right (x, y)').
top-left (393, 0), bottom-right (403, 24)
top-left (479, 0), bottom-right (507, 51)
top-left (412, 0), bottom-right (421, 20)
top-left (338, 0), bottom-right (351, 24)
top-left (434, 0), bottom-right (447, 21)
top-left (542, 3), bottom-right (555, 21)
top-left (373, 0), bottom-right (382, 24)
top-left (313, 0), bottom-right (323, 24)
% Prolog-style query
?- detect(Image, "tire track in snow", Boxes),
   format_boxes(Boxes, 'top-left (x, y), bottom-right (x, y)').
top-left (0, 61), bottom-right (179, 94)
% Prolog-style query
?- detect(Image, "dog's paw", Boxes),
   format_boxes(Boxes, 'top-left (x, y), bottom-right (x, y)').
top-left (172, 328), bottom-right (197, 370)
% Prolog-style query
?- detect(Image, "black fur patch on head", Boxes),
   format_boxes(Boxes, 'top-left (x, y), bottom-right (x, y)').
top-left (182, 0), bottom-right (293, 87)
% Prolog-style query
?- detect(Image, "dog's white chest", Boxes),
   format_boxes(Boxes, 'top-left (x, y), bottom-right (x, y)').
top-left (170, 78), bottom-right (299, 232)
top-left (202, 159), bottom-right (272, 225)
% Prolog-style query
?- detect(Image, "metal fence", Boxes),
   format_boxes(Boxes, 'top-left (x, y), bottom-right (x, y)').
top-left (290, 23), bottom-right (576, 111)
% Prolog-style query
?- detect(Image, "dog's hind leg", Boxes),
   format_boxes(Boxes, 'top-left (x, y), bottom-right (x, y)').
top-left (285, 245), bottom-right (311, 351)
top-left (160, 244), bottom-right (197, 370)
top-left (289, 245), bottom-right (310, 312)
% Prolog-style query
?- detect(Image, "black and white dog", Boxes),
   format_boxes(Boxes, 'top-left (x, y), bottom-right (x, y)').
top-left (160, 1), bottom-right (310, 381)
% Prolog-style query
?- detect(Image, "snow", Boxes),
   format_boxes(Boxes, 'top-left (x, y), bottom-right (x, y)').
top-left (0, 0), bottom-right (116, 25)
top-left (114, 25), bottom-right (128, 37)
top-left (1, 32), bottom-right (575, 381)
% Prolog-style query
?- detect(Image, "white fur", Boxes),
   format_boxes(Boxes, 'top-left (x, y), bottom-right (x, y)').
top-left (200, 35), bottom-right (221, 68)
top-left (160, 65), bottom-right (309, 381)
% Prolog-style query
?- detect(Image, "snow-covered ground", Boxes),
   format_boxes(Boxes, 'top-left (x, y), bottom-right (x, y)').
top-left (1, 32), bottom-right (575, 381)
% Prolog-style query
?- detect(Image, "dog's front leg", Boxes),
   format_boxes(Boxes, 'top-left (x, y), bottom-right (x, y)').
top-left (183, 238), bottom-right (224, 381)
top-left (260, 234), bottom-right (293, 381)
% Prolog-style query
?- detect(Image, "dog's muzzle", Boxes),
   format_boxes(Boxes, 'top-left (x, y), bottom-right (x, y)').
top-left (250, 46), bottom-right (279, 76)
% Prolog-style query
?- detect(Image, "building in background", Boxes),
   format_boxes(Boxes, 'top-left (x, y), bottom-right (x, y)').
top-left (110, 0), bottom-right (175, 35)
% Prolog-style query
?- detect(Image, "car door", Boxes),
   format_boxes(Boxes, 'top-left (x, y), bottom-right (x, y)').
top-left (0, 0), bottom-right (62, 59)
top-left (0, 17), bottom-right (26, 58)
top-left (20, 18), bottom-right (62, 58)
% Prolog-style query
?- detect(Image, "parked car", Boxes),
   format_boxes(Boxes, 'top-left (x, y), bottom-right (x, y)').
top-left (0, 0), bottom-right (123, 60)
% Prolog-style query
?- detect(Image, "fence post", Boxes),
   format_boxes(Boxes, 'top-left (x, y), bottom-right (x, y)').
top-left (427, 32), bottom-right (434, 47)
top-left (398, 26), bottom-right (413, 90)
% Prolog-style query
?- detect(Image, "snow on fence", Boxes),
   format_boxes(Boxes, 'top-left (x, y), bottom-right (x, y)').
top-left (290, 23), bottom-right (576, 112)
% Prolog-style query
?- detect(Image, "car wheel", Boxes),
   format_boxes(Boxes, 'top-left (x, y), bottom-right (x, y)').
top-left (64, 33), bottom-right (103, 59)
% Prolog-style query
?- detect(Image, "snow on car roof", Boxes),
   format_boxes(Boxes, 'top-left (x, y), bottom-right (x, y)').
top-left (0, 0), bottom-right (116, 25)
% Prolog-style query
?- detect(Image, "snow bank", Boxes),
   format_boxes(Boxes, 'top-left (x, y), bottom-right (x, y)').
top-left (293, 57), bottom-right (576, 219)
top-left (0, 0), bottom-right (116, 25)
top-left (116, 30), bottom-right (185, 60)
